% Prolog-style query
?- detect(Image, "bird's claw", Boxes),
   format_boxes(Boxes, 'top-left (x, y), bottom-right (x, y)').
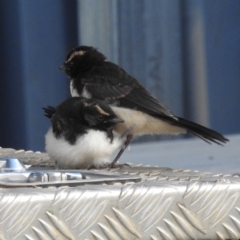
top-left (110, 162), bottom-right (131, 169)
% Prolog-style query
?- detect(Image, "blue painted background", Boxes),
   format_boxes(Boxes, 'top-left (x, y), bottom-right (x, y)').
top-left (0, 0), bottom-right (77, 150)
top-left (0, 0), bottom-right (239, 151)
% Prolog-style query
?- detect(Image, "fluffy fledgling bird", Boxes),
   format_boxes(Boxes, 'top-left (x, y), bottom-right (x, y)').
top-left (43, 97), bottom-right (125, 169)
top-left (60, 46), bottom-right (229, 164)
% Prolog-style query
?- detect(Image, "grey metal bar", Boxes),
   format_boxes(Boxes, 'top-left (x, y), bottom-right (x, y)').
top-left (182, 0), bottom-right (209, 126)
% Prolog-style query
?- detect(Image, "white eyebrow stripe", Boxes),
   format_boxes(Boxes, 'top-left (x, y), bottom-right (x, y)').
top-left (95, 105), bottom-right (109, 116)
top-left (66, 50), bottom-right (86, 62)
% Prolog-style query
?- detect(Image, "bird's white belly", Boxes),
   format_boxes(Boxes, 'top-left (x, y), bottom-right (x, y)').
top-left (111, 106), bottom-right (186, 135)
top-left (45, 128), bottom-right (122, 169)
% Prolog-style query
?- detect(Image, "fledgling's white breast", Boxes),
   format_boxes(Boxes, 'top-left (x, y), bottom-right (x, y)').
top-left (45, 128), bottom-right (123, 169)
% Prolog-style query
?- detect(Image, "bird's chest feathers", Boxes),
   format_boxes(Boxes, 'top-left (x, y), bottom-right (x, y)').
top-left (45, 128), bottom-right (122, 168)
top-left (70, 81), bottom-right (80, 97)
top-left (75, 130), bottom-right (114, 154)
top-left (70, 81), bottom-right (91, 98)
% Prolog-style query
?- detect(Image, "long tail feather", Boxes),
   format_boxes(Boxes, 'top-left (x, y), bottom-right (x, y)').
top-left (176, 117), bottom-right (229, 145)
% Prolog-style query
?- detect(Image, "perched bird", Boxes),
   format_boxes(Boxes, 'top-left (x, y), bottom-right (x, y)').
top-left (60, 46), bottom-right (229, 164)
top-left (43, 97), bottom-right (125, 169)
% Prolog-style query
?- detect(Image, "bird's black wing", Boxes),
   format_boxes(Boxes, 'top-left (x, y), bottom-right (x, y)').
top-left (78, 62), bottom-right (228, 145)
top-left (81, 63), bottom-right (176, 120)
top-left (43, 105), bottom-right (72, 139)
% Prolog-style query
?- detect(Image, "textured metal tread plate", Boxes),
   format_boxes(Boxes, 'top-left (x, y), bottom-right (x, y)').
top-left (0, 147), bottom-right (240, 240)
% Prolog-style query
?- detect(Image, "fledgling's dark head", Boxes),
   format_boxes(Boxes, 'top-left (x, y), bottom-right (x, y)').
top-left (82, 98), bottom-right (124, 129)
top-left (43, 97), bottom-right (123, 139)
top-left (60, 46), bottom-right (106, 78)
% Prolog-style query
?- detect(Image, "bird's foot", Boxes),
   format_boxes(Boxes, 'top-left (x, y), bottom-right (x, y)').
top-left (110, 162), bottom-right (131, 169)
top-left (54, 160), bottom-right (59, 170)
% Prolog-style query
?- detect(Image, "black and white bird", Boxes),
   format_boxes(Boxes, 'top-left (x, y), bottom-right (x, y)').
top-left (60, 46), bottom-right (229, 164)
top-left (43, 97), bottom-right (125, 169)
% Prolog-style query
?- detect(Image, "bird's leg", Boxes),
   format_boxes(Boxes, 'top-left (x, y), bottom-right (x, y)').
top-left (111, 134), bottom-right (133, 168)
top-left (54, 160), bottom-right (59, 170)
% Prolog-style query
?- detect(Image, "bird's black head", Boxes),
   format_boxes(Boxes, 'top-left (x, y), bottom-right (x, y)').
top-left (60, 46), bottom-right (106, 78)
top-left (82, 98), bottom-right (124, 130)
top-left (45, 97), bottom-right (123, 144)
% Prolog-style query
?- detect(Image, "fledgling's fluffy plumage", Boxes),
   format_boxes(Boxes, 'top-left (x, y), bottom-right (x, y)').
top-left (43, 97), bottom-right (124, 169)
top-left (60, 46), bottom-right (229, 162)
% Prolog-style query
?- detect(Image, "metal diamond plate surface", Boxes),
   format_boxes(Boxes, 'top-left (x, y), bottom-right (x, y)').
top-left (0, 146), bottom-right (240, 240)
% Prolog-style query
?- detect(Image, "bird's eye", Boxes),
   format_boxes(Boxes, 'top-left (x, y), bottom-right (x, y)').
top-left (98, 115), bottom-right (104, 120)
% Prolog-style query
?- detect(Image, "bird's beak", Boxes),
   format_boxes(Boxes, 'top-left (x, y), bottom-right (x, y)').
top-left (59, 65), bottom-right (66, 71)
top-left (108, 117), bottom-right (124, 124)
